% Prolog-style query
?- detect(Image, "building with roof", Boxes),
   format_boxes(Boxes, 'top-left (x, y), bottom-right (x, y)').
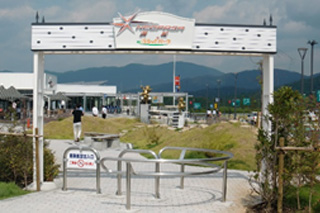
top-left (0, 73), bottom-right (117, 112)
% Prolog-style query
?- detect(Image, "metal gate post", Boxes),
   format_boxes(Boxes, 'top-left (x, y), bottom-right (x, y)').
top-left (222, 161), bottom-right (228, 202)
top-left (126, 162), bottom-right (132, 210)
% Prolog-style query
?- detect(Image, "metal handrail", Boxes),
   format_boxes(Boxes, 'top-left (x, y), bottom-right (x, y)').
top-left (100, 147), bottom-right (233, 210)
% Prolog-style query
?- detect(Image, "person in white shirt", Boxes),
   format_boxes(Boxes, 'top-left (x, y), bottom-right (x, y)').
top-left (101, 106), bottom-right (107, 119)
top-left (212, 109), bottom-right (217, 117)
top-left (92, 105), bottom-right (98, 117)
top-left (206, 109), bottom-right (212, 118)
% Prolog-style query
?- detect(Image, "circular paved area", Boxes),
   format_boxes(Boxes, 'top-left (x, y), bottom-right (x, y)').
top-left (0, 140), bottom-right (254, 213)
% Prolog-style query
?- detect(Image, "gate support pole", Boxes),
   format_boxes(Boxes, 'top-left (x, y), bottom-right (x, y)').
top-left (262, 55), bottom-right (274, 133)
top-left (33, 52), bottom-right (45, 187)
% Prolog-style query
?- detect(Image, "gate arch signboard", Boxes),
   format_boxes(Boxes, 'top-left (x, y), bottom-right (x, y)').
top-left (31, 11), bottom-right (276, 186)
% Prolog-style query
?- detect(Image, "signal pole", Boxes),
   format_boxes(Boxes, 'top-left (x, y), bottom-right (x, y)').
top-left (308, 40), bottom-right (317, 94)
top-left (173, 55), bottom-right (176, 106)
top-left (233, 73), bottom-right (238, 120)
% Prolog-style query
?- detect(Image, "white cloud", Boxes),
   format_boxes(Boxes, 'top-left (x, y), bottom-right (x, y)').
top-left (0, 6), bottom-right (34, 20)
top-left (69, 1), bottom-right (116, 21)
top-left (42, 1), bottom-right (117, 22)
top-left (193, 1), bottom-right (235, 23)
top-left (282, 21), bottom-right (310, 35)
top-left (155, 5), bottom-right (164, 12)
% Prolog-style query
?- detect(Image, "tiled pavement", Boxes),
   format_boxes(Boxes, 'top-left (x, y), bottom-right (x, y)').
top-left (0, 140), bottom-right (254, 213)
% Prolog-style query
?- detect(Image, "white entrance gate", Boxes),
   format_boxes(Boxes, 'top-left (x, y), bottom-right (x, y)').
top-left (31, 11), bottom-right (276, 187)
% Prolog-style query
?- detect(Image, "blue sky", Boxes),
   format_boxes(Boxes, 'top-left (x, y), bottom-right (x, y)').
top-left (0, 0), bottom-right (319, 74)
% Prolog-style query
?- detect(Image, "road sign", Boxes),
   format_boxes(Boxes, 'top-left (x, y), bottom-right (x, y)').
top-left (317, 90), bottom-right (320, 102)
top-left (243, 98), bottom-right (251, 106)
top-left (214, 103), bottom-right (218, 109)
top-left (193, 102), bottom-right (201, 109)
top-left (232, 99), bottom-right (240, 107)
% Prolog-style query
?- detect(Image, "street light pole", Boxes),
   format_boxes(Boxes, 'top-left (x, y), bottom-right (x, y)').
top-left (308, 40), bottom-right (318, 94)
top-left (233, 73), bottom-right (238, 120)
top-left (173, 55), bottom-right (176, 106)
top-left (217, 79), bottom-right (221, 102)
top-left (206, 84), bottom-right (209, 110)
top-left (298, 48), bottom-right (308, 95)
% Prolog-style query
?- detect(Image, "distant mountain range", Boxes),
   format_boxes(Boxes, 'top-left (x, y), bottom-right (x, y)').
top-left (47, 62), bottom-right (223, 92)
top-left (2, 61), bottom-right (316, 99)
top-left (45, 62), bottom-right (303, 95)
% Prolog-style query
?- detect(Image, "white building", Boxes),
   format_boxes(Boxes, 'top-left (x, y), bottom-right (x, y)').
top-left (0, 73), bottom-right (117, 111)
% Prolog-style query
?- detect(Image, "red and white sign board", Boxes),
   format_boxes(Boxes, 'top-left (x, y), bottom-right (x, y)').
top-left (66, 150), bottom-right (97, 170)
top-left (113, 11), bottom-right (195, 49)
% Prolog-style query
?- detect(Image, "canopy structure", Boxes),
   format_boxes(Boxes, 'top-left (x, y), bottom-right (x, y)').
top-left (0, 85), bottom-right (28, 101)
top-left (44, 92), bottom-right (70, 101)
top-left (31, 11), bottom-right (276, 188)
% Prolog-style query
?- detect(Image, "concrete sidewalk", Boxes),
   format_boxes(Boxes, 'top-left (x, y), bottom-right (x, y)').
top-left (0, 139), bottom-right (253, 213)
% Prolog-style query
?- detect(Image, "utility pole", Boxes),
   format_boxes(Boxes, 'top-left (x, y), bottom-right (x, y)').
top-left (233, 73), bottom-right (238, 120)
top-left (173, 55), bottom-right (176, 106)
top-left (217, 79), bottom-right (221, 102)
top-left (308, 40), bottom-right (318, 94)
top-left (206, 84), bottom-right (209, 110)
top-left (298, 48), bottom-right (308, 95)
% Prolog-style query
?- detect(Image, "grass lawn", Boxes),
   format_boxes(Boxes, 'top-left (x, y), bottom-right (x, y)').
top-left (44, 116), bottom-right (258, 171)
top-left (0, 182), bottom-right (30, 200)
top-left (285, 183), bottom-right (320, 212)
top-left (44, 116), bottom-right (141, 139)
top-left (121, 121), bottom-right (257, 171)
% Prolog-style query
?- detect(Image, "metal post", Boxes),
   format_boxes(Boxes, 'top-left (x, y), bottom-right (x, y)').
top-left (277, 138), bottom-right (285, 213)
top-left (35, 128), bottom-right (40, 191)
top-left (126, 162), bottom-right (132, 210)
top-left (185, 94), bottom-right (189, 114)
top-left (262, 55), bottom-right (274, 132)
top-left (117, 160), bottom-right (122, 195)
top-left (155, 162), bottom-right (160, 198)
top-left (222, 161), bottom-right (228, 202)
top-left (308, 40), bottom-right (317, 94)
top-left (298, 48), bottom-right (308, 95)
top-left (33, 52), bottom-right (45, 185)
top-left (96, 160), bottom-right (101, 194)
top-left (206, 84), bottom-right (209, 110)
top-left (233, 73), bottom-right (237, 120)
top-left (217, 79), bottom-right (221, 106)
top-left (180, 164), bottom-right (185, 189)
top-left (62, 157), bottom-right (67, 191)
top-left (173, 55), bottom-right (176, 106)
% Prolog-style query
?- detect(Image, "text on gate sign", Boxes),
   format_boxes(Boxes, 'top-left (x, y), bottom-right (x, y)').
top-left (69, 153), bottom-right (95, 160)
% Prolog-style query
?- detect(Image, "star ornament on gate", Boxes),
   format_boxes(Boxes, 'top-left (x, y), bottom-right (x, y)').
top-left (113, 11), bottom-right (145, 36)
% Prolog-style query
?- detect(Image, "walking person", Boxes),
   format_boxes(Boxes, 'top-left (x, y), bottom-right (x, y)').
top-left (72, 104), bottom-right (84, 142)
top-left (101, 105), bottom-right (107, 119)
top-left (92, 105), bottom-right (98, 117)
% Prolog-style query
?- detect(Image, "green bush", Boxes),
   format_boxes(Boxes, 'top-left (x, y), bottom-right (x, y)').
top-left (0, 110), bottom-right (59, 188)
top-left (43, 142), bottom-right (60, 181)
top-left (250, 87), bottom-right (320, 212)
top-left (0, 134), bottom-right (59, 188)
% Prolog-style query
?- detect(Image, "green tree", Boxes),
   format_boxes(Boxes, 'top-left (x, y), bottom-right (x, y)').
top-left (250, 87), bottom-right (320, 212)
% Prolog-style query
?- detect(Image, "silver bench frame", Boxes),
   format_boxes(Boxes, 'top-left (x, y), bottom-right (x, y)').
top-left (100, 147), bottom-right (233, 210)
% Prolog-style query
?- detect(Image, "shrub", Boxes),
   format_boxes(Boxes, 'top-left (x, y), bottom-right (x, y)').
top-left (250, 87), bottom-right (320, 212)
top-left (0, 112), bottom-right (59, 188)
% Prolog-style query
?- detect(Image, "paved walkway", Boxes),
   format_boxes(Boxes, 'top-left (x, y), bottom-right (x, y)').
top-left (0, 140), bottom-right (254, 213)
